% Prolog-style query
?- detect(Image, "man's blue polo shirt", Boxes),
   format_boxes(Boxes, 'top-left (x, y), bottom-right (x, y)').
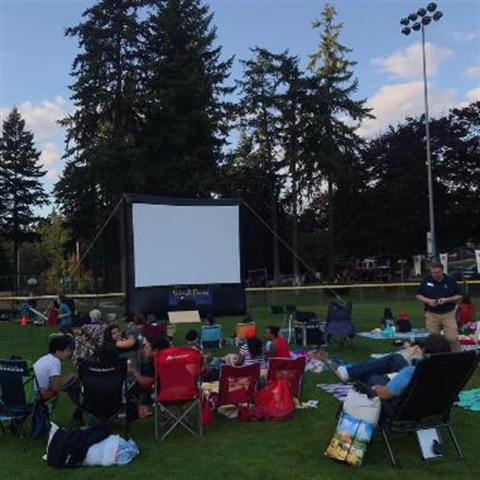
top-left (417, 274), bottom-right (458, 313)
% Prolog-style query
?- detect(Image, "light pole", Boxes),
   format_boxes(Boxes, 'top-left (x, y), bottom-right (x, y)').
top-left (400, 2), bottom-right (443, 263)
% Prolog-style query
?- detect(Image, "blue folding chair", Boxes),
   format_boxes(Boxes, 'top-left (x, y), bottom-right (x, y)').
top-left (201, 325), bottom-right (222, 349)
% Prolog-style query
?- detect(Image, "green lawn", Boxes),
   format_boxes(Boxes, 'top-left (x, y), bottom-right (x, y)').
top-left (0, 295), bottom-right (479, 480)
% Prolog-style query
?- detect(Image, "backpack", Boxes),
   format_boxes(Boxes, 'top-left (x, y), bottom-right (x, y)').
top-left (47, 423), bottom-right (110, 468)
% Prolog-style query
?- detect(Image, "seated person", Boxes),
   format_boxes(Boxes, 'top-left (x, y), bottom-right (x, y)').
top-left (265, 325), bottom-right (291, 358)
top-left (380, 307), bottom-right (396, 330)
top-left (369, 334), bottom-right (451, 415)
top-left (324, 342), bottom-right (424, 384)
top-left (33, 335), bottom-right (77, 402)
top-left (239, 333), bottom-right (267, 369)
top-left (72, 309), bottom-right (108, 367)
top-left (125, 314), bottom-right (146, 344)
top-left (127, 335), bottom-right (171, 417)
top-left (103, 325), bottom-right (138, 362)
top-left (456, 294), bottom-right (475, 329)
top-left (185, 329), bottom-right (201, 350)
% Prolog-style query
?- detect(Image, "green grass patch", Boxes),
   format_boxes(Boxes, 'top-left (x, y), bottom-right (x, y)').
top-left (0, 296), bottom-right (479, 480)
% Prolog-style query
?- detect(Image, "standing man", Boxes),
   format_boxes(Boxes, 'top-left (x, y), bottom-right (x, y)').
top-left (415, 261), bottom-right (462, 352)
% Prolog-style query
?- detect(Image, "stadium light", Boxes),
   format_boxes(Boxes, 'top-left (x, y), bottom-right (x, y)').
top-left (400, 3), bottom-right (443, 263)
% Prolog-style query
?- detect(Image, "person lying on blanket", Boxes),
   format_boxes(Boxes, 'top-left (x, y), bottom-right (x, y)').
top-left (369, 334), bottom-right (451, 414)
top-left (322, 341), bottom-right (424, 384)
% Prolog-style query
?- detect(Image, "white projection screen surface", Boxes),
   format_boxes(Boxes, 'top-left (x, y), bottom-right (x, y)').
top-left (132, 203), bottom-right (240, 287)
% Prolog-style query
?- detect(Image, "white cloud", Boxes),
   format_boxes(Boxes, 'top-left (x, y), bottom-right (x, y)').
top-left (466, 66), bottom-right (480, 78)
top-left (448, 31), bottom-right (479, 43)
top-left (467, 88), bottom-right (480, 102)
top-left (39, 142), bottom-right (59, 168)
top-left (358, 82), bottom-right (457, 137)
top-left (15, 96), bottom-right (69, 141)
top-left (371, 42), bottom-right (452, 79)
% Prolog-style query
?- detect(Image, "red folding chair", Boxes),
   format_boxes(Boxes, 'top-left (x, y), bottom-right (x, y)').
top-left (154, 347), bottom-right (203, 440)
top-left (266, 357), bottom-right (306, 399)
top-left (217, 363), bottom-right (260, 408)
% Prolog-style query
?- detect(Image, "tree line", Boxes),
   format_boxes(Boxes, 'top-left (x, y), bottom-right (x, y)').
top-left (0, 0), bottom-right (478, 292)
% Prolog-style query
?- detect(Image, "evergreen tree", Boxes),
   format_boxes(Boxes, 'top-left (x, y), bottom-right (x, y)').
top-left (0, 107), bottom-right (47, 290)
top-left (54, 0), bottom-right (142, 288)
top-left (306, 3), bottom-right (373, 278)
top-left (138, 0), bottom-right (233, 197)
top-left (235, 47), bottom-right (288, 282)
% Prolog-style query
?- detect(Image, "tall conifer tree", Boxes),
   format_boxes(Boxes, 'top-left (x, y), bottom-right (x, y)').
top-left (0, 107), bottom-right (47, 289)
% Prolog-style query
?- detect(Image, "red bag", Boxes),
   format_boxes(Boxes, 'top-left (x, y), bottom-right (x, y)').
top-left (238, 379), bottom-right (294, 421)
top-left (202, 396), bottom-right (214, 425)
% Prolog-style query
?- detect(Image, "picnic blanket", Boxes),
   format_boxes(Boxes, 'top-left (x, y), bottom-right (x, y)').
top-left (357, 328), bottom-right (429, 340)
top-left (455, 389), bottom-right (480, 412)
top-left (317, 383), bottom-right (353, 402)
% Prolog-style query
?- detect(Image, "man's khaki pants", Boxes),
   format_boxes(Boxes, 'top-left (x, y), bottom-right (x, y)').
top-left (425, 310), bottom-right (461, 352)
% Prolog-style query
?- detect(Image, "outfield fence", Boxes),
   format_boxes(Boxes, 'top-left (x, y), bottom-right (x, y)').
top-left (1, 281), bottom-right (478, 317)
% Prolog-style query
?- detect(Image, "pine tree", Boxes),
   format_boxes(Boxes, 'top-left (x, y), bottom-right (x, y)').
top-left (55, 0), bottom-right (141, 244)
top-left (54, 0), bottom-right (142, 289)
top-left (138, 0), bottom-right (233, 197)
top-left (0, 107), bottom-right (48, 290)
top-left (305, 3), bottom-right (373, 278)
top-left (235, 47), bottom-right (288, 282)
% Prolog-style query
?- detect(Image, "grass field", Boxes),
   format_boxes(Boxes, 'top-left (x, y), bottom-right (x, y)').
top-left (0, 294), bottom-right (479, 480)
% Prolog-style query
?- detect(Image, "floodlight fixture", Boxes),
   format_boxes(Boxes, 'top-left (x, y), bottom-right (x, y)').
top-left (427, 2), bottom-right (437, 13)
top-left (408, 12), bottom-right (418, 22)
top-left (401, 27), bottom-right (412, 35)
top-left (400, 17), bottom-right (410, 26)
top-left (412, 22), bottom-right (421, 31)
top-left (417, 8), bottom-right (427, 17)
top-left (433, 11), bottom-right (443, 21)
top-left (422, 16), bottom-right (432, 26)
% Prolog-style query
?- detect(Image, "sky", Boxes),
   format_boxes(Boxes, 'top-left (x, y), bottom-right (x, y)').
top-left (1, 0), bottom-right (479, 209)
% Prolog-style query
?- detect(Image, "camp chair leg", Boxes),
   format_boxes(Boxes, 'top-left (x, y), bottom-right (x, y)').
top-left (198, 399), bottom-right (203, 438)
top-left (154, 404), bottom-right (159, 441)
top-left (380, 424), bottom-right (399, 468)
top-left (446, 426), bottom-right (463, 460)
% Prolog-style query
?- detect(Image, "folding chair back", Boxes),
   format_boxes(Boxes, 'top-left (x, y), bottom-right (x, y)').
top-left (143, 323), bottom-right (167, 339)
top-left (155, 347), bottom-right (202, 402)
top-left (267, 357), bottom-right (306, 399)
top-left (324, 302), bottom-right (355, 346)
top-left (217, 363), bottom-right (260, 407)
top-left (380, 350), bottom-right (479, 467)
top-left (201, 325), bottom-right (222, 349)
top-left (235, 322), bottom-right (256, 341)
top-left (154, 347), bottom-right (203, 440)
top-left (0, 359), bottom-right (37, 446)
top-left (391, 350), bottom-right (478, 423)
top-left (78, 361), bottom-right (127, 421)
top-left (0, 359), bottom-right (34, 409)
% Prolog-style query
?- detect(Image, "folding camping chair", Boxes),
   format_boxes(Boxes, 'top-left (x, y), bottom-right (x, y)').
top-left (0, 359), bottom-right (42, 450)
top-left (154, 347), bottom-right (203, 440)
top-left (75, 360), bottom-right (131, 438)
top-left (235, 322), bottom-right (256, 345)
top-left (266, 357), bottom-right (306, 400)
top-left (201, 325), bottom-right (222, 349)
top-left (217, 363), bottom-right (260, 408)
top-left (379, 350), bottom-right (479, 467)
top-left (324, 302), bottom-right (355, 348)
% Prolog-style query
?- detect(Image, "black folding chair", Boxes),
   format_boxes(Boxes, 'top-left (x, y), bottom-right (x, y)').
top-left (0, 359), bottom-right (43, 450)
top-left (379, 350), bottom-right (479, 467)
top-left (75, 360), bottom-right (131, 438)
